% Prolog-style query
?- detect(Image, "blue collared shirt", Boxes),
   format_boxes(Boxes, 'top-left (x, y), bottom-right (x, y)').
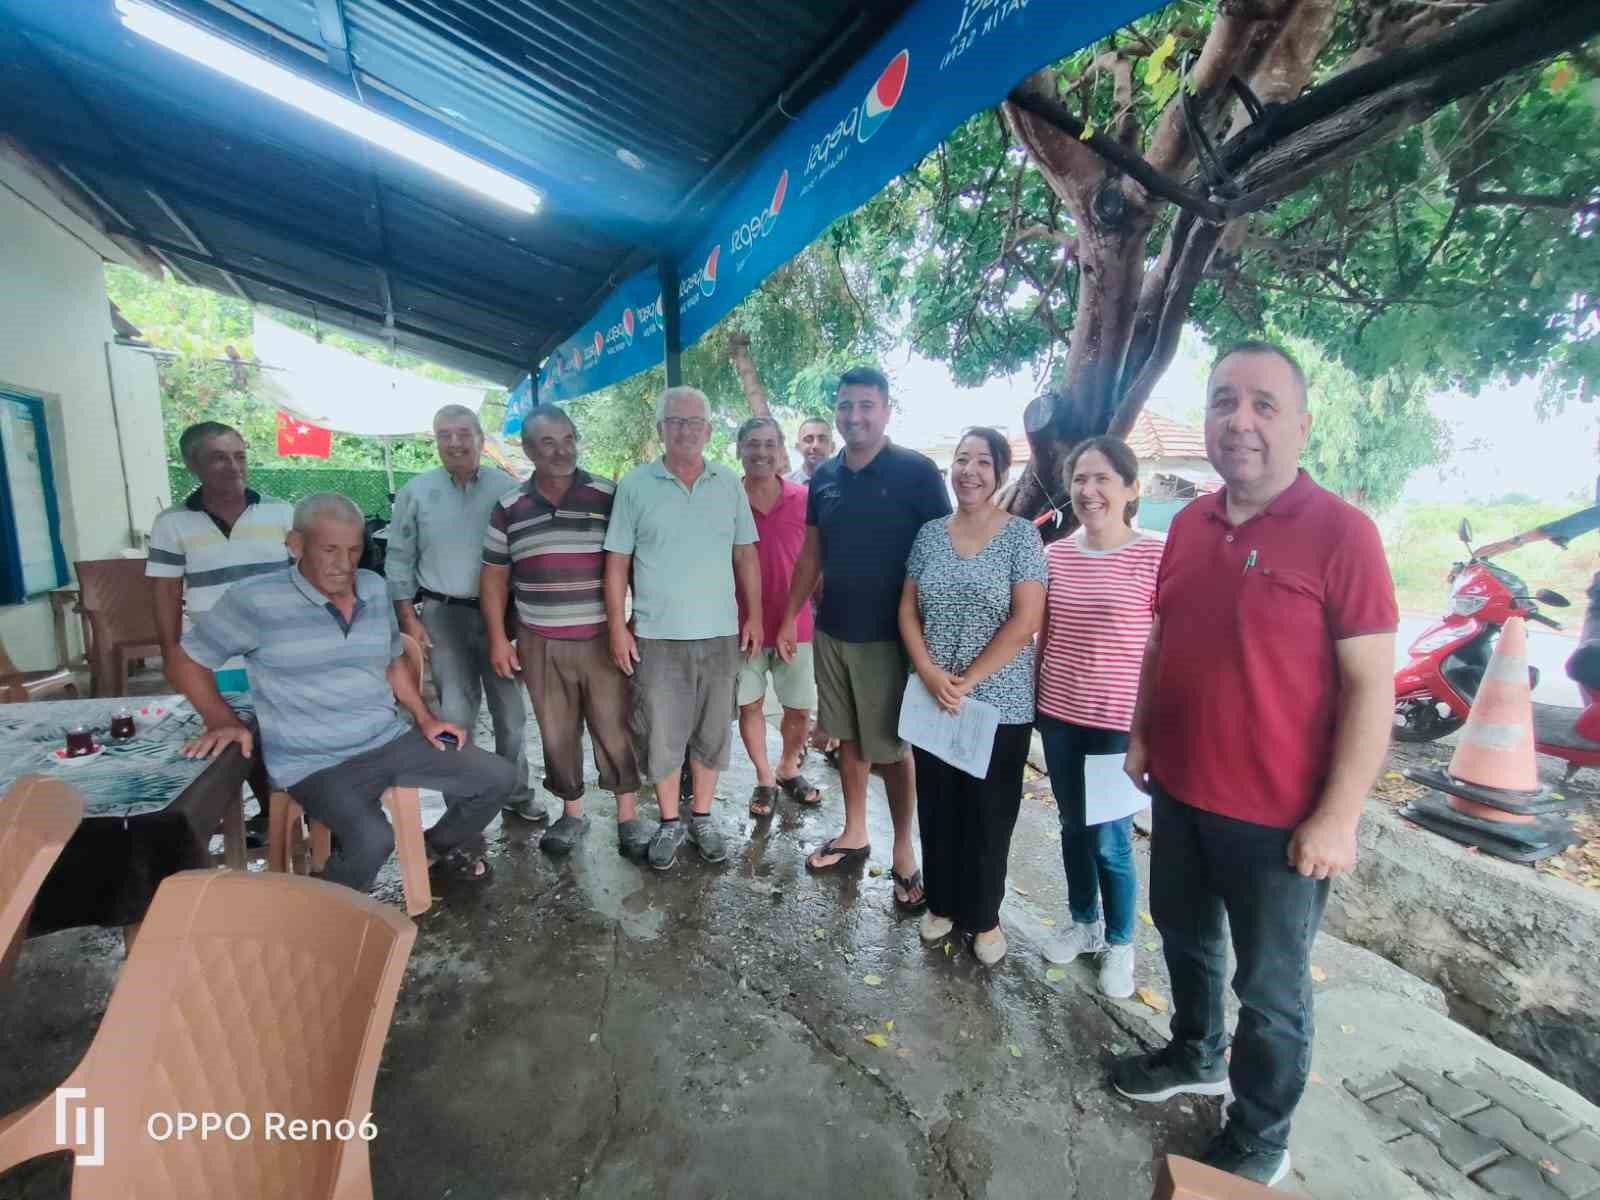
top-left (182, 565), bottom-right (407, 788)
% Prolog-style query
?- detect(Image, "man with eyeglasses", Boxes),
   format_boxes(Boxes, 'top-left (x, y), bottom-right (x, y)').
top-left (386, 404), bottom-right (537, 816)
top-left (604, 386), bottom-right (762, 871)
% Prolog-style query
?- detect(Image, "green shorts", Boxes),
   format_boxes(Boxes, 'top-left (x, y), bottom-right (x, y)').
top-left (813, 630), bottom-right (909, 765)
top-left (735, 643), bottom-right (817, 710)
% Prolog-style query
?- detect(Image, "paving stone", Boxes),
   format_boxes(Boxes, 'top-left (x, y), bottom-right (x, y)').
top-left (1383, 1092), bottom-right (1507, 1174)
top-left (1368, 1087), bottom-right (1427, 1142)
top-left (1398, 1065), bottom-right (1494, 1119)
top-left (1389, 1134), bottom-right (1495, 1199)
top-left (1559, 1130), bottom-right (1600, 1172)
top-left (1476, 1155), bottom-right (1575, 1200)
top-left (1465, 1109), bottom-right (1600, 1200)
top-left (1451, 1070), bottom-right (1581, 1142)
top-left (1346, 1071), bottom-right (1407, 1103)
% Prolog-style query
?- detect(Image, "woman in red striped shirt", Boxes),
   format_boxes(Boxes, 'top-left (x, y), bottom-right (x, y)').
top-left (1036, 436), bottom-right (1164, 998)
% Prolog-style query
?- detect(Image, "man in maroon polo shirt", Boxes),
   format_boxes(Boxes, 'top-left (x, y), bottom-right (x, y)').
top-left (1116, 341), bottom-right (1397, 1186)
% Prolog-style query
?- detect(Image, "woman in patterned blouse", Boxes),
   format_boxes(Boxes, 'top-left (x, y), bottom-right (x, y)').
top-left (899, 428), bottom-right (1046, 965)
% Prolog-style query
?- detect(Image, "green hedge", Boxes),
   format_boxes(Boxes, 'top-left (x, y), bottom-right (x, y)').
top-left (166, 466), bottom-right (424, 518)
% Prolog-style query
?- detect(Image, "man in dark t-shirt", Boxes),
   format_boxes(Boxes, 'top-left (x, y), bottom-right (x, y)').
top-left (777, 367), bottom-right (950, 910)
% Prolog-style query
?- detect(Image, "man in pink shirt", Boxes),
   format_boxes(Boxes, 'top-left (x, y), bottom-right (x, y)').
top-left (736, 417), bottom-right (821, 816)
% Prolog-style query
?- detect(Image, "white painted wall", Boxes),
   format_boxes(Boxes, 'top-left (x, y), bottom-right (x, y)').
top-left (0, 158), bottom-right (168, 669)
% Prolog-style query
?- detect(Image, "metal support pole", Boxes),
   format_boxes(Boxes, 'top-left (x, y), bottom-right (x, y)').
top-left (381, 435), bottom-right (395, 496)
top-left (658, 258), bottom-right (682, 388)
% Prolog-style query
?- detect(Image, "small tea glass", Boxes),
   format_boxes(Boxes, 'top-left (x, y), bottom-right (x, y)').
top-left (110, 709), bottom-right (136, 741)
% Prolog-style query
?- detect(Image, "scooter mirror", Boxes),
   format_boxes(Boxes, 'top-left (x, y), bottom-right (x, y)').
top-left (1536, 588), bottom-right (1572, 608)
top-left (1458, 518), bottom-right (1473, 546)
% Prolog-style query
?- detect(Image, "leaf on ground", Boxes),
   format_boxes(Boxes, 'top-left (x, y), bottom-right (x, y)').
top-left (1145, 942), bottom-right (1160, 952)
top-left (1045, 967), bottom-right (1067, 982)
top-left (1135, 987), bottom-right (1168, 1013)
top-left (1340, 1024), bottom-right (1355, 1034)
top-left (1012, 884), bottom-right (1030, 896)
top-left (885, 1020), bottom-right (895, 1033)
top-left (1384, 772), bottom-right (1403, 781)
top-left (943, 943), bottom-right (952, 956)
top-left (863, 1033), bottom-right (889, 1048)
top-left (863, 973), bottom-right (884, 987)
top-left (1040, 916), bottom-right (1056, 927)
top-left (1310, 965), bottom-right (1328, 983)
top-left (813, 928), bottom-right (826, 939)
top-left (1008, 1044), bottom-right (1023, 1059)
top-left (1137, 911), bottom-right (1155, 926)
top-left (869, 867), bottom-right (883, 878)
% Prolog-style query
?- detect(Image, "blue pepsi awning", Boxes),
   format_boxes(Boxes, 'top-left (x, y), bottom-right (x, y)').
top-left (519, 0), bottom-right (1168, 420)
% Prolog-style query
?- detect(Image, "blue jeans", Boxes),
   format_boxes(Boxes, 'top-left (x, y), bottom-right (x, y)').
top-left (1150, 783), bottom-right (1329, 1154)
top-left (1037, 715), bottom-right (1137, 946)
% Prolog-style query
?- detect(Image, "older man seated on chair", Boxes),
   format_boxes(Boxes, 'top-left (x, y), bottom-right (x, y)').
top-left (166, 492), bottom-right (516, 890)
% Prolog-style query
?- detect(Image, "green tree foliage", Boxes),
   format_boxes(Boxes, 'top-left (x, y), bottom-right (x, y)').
top-left (102, 265), bottom-right (504, 472)
top-left (1288, 337), bottom-right (1449, 510)
top-left (850, 2), bottom-right (1600, 515)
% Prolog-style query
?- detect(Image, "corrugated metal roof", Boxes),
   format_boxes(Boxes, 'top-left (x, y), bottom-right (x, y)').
top-left (0, 0), bottom-right (913, 383)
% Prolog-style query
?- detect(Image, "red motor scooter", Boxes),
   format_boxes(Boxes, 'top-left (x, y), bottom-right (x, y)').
top-left (1393, 519), bottom-right (1600, 778)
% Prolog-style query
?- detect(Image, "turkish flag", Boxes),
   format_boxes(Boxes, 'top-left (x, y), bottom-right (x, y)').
top-left (275, 409), bottom-right (332, 459)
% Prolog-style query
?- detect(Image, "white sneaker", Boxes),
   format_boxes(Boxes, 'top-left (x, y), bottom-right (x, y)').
top-left (919, 911), bottom-right (954, 943)
top-left (1098, 943), bottom-right (1136, 999)
top-left (1042, 920), bottom-right (1106, 965)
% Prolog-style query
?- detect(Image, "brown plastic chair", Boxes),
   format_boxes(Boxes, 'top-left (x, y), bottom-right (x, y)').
top-left (0, 776), bottom-right (84, 983)
top-left (267, 633), bottom-right (432, 917)
top-left (74, 559), bottom-right (163, 697)
top-left (0, 636), bottom-right (79, 703)
top-left (0, 870), bottom-right (414, 1196)
top-left (1152, 1155), bottom-right (1306, 1199)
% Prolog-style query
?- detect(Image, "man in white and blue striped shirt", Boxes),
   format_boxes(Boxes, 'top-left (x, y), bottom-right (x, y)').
top-left (169, 493), bottom-right (514, 889)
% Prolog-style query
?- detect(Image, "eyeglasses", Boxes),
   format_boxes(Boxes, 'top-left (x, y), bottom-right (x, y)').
top-left (661, 417), bottom-right (709, 431)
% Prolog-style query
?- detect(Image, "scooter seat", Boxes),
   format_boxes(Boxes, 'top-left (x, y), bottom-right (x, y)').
top-left (1531, 702), bottom-right (1600, 753)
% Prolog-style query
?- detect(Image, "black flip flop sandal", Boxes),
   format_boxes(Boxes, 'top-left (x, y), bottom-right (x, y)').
top-left (429, 846), bottom-right (494, 883)
top-left (748, 784), bottom-right (779, 818)
top-left (776, 774), bottom-right (821, 805)
top-left (805, 836), bottom-right (871, 873)
top-left (891, 867), bottom-right (927, 913)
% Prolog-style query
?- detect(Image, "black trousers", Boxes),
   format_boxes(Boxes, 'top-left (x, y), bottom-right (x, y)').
top-left (1150, 784), bottom-right (1329, 1154)
top-left (913, 722), bottom-right (1032, 933)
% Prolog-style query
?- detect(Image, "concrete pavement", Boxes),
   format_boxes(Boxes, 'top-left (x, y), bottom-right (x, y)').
top-left (3, 705), bottom-right (1598, 1199)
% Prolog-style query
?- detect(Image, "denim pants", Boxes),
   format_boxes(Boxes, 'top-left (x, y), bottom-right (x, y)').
top-left (1037, 715), bottom-right (1137, 945)
top-left (913, 723), bottom-right (1032, 933)
top-left (419, 599), bottom-right (533, 803)
top-left (1150, 783), bottom-right (1329, 1154)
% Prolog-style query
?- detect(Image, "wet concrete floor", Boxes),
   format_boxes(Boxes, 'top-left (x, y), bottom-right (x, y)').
top-left (0, 713), bottom-right (1212, 1199)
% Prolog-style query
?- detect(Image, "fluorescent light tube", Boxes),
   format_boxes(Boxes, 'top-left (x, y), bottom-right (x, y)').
top-left (115, 0), bottom-right (541, 214)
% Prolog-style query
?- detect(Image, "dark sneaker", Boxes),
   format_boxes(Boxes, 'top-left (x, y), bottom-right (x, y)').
top-left (617, 818), bottom-right (653, 862)
top-left (1110, 1043), bottom-right (1229, 1103)
top-left (687, 812), bottom-right (727, 863)
top-left (1200, 1130), bottom-right (1290, 1187)
top-left (648, 820), bottom-right (688, 871)
top-left (502, 797), bottom-right (549, 824)
top-left (539, 814), bottom-right (589, 855)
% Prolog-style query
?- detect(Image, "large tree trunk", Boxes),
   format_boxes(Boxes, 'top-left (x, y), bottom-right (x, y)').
top-left (726, 332), bottom-right (770, 417)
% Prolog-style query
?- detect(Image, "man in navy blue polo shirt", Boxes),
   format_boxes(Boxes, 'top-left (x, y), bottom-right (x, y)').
top-left (778, 366), bottom-right (950, 910)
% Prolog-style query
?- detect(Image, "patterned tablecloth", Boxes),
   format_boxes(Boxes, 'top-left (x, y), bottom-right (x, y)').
top-left (0, 695), bottom-right (251, 818)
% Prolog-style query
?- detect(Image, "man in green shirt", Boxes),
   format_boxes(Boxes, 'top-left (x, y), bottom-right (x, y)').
top-left (603, 386), bottom-right (762, 872)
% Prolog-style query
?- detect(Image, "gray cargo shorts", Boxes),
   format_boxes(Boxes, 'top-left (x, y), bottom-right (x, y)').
top-left (629, 635), bottom-right (741, 785)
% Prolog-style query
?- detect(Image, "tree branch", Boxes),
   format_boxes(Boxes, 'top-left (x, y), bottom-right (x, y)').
top-left (1458, 186), bottom-right (1600, 212)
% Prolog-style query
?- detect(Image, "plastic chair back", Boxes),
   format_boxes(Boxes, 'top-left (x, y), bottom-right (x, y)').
top-left (74, 559), bottom-right (162, 696)
top-left (0, 870), bottom-right (415, 1198)
top-left (0, 776), bottom-right (85, 979)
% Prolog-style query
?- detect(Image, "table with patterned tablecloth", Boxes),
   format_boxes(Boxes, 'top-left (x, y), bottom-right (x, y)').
top-left (0, 694), bottom-right (257, 934)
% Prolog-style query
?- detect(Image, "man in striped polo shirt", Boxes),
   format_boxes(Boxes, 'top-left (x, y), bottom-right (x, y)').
top-left (481, 404), bottom-right (646, 859)
top-left (147, 422), bottom-right (293, 694)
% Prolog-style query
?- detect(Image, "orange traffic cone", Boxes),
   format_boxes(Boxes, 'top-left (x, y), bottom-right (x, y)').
top-left (1403, 617), bottom-right (1580, 863)
top-left (1445, 616), bottom-right (1538, 794)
